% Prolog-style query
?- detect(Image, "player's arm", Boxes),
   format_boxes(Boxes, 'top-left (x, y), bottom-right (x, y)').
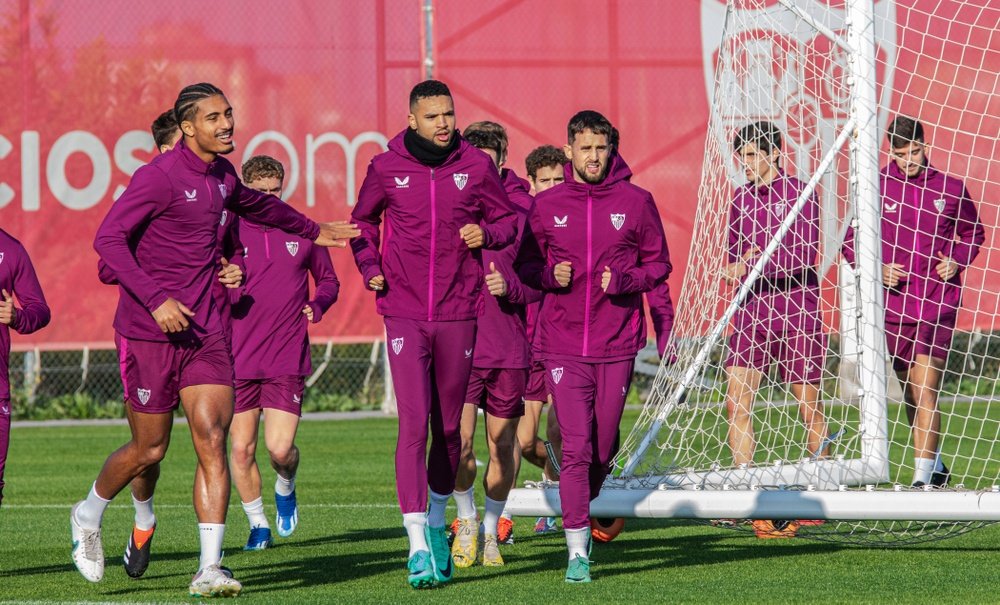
top-left (604, 195), bottom-right (671, 295)
top-left (4, 245), bottom-right (51, 334)
top-left (514, 204), bottom-right (566, 291)
top-left (947, 185), bottom-right (986, 270)
top-left (474, 167), bottom-right (519, 250)
top-left (229, 179), bottom-right (321, 242)
top-left (488, 255), bottom-right (543, 305)
top-left (350, 161), bottom-right (388, 290)
top-left (646, 280), bottom-right (674, 358)
top-left (93, 164), bottom-right (172, 313)
top-left (97, 259), bottom-right (118, 286)
top-left (722, 194), bottom-right (752, 284)
top-left (305, 246), bottom-right (340, 323)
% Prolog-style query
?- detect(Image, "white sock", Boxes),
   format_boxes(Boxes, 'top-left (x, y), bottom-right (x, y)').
top-left (198, 523), bottom-right (226, 570)
top-left (453, 487), bottom-right (476, 520)
top-left (275, 474), bottom-right (295, 497)
top-left (242, 497), bottom-right (269, 529)
top-left (132, 493), bottom-right (156, 531)
top-left (914, 457), bottom-right (936, 484)
top-left (483, 496), bottom-right (505, 537)
top-left (76, 483), bottom-right (110, 529)
top-left (427, 490), bottom-right (450, 528)
top-left (403, 512), bottom-right (429, 557)
top-left (565, 527), bottom-right (590, 561)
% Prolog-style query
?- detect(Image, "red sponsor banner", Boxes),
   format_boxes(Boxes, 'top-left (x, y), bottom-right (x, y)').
top-left (1, 0), bottom-right (997, 347)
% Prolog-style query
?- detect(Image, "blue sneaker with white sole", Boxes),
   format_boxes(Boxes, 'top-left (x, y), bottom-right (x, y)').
top-left (243, 526), bottom-right (273, 551)
top-left (275, 490), bottom-right (298, 538)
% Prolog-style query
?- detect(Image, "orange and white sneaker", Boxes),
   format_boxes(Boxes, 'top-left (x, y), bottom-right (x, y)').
top-left (752, 519), bottom-right (800, 539)
top-left (497, 516), bottom-right (514, 545)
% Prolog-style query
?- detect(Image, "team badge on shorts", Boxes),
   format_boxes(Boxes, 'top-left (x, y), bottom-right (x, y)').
top-left (0, 252), bottom-right (4, 265)
top-left (610, 213), bottom-right (626, 230)
top-left (286, 242), bottom-right (299, 256)
top-left (551, 367), bottom-right (564, 384)
top-left (453, 173), bottom-right (469, 190)
top-left (934, 197), bottom-right (946, 212)
top-left (392, 337), bottom-right (404, 355)
top-left (137, 388), bottom-right (151, 406)
top-left (464, 348), bottom-right (473, 359)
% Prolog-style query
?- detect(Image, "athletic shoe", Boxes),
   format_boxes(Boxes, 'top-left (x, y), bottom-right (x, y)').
top-left (426, 525), bottom-right (453, 584)
top-left (497, 516), bottom-right (514, 545)
top-left (481, 533), bottom-right (504, 567)
top-left (931, 462), bottom-right (951, 488)
top-left (123, 523), bottom-right (155, 578)
top-left (189, 563), bottom-right (242, 598)
top-left (752, 519), bottom-right (799, 539)
top-left (70, 501), bottom-right (104, 583)
top-left (534, 516), bottom-right (559, 534)
top-left (407, 550), bottom-right (436, 589)
top-left (243, 526), bottom-right (273, 551)
top-left (275, 490), bottom-right (298, 538)
top-left (448, 514), bottom-right (479, 546)
top-left (450, 518), bottom-right (478, 568)
top-left (565, 554), bottom-right (591, 583)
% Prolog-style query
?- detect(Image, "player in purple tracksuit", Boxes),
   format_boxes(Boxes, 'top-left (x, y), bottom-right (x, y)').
top-left (74, 83), bottom-right (358, 598)
top-left (350, 80), bottom-right (519, 589)
top-left (722, 122), bottom-right (828, 473)
top-left (229, 156), bottom-right (340, 551)
top-left (0, 231), bottom-right (50, 509)
top-left (843, 116), bottom-right (984, 487)
top-left (449, 122), bottom-right (539, 568)
top-left (515, 110), bottom-right (670, 583)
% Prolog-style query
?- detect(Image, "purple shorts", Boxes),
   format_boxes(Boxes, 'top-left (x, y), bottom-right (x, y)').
top-left (524, 359), bottom-right (549, 403)
top-left (885, 318), bottom-right (955, 371)
top-left (465, 367), bottom-right (527, 419)
top-left (234, 375), bottom-right (305, 416)
top-left (116, 332), bottom-right (234, 414)
top-left (727, 324), bottom-right (826, 384)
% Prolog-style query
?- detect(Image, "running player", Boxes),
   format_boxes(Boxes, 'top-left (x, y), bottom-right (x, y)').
top-left (515, 110), bottom-right (671, 582)
top-left (843, 115), bottom-right (984, 487)
top-left (229, 155), bottom-right (339, 551)
top-left (351, 80), bottom-right (519, 589)
top-left (73, 82), bottom-right (358, 598)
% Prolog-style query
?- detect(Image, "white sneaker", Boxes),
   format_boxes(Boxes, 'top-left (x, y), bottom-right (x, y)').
top-left (189, 564), bottom-right (243, 598)
top-left (70, 501), bottom-right (104, 582)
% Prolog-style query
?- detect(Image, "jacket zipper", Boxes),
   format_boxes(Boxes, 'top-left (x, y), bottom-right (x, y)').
top-left (428, 168), bottom-right (436, 321)
top-left (583, 191), bottom-right (593, 356)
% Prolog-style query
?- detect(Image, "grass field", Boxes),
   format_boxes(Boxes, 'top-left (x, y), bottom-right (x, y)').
top-left (2, 412), bottom-right (999, 604)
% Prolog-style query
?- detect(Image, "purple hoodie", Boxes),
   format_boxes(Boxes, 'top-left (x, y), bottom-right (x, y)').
top-left (230, 221), bottom-right (339, 379)
top-left (0, 230), bottom-right (51, 401)
top-left (351, 131), bottom-right (519, 321)
top-left (515, 153), bottom-right (671, 360)
top-left (728, 172), bottom-right (821, 334)
top-left (473, 168), bottom-right (541, 368)
top-left (843, 162), bottom-right (984, 323)
top-left (94, 139), bottom-right (320, 342)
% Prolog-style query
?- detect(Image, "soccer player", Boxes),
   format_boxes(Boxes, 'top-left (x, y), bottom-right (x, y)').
top-left (515, 110), bottom-right (671, 582)
top-left (151, 109), bottom-right (182, 153)
top-left (350, 80), bottom-right (518, 589)
top-left (450, 122), bottom-right (537, 568)
top-left (73, 82), bottom-right (358, 598)
top-left (843, 116), bottom-right (984, 487)
top-left (0, 232), bottom-right (51, 509)
top-left (228, 155), bottom-right (340, 551)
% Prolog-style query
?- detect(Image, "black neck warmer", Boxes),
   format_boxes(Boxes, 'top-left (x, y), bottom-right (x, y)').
top-left (404, 128), bottom-right (459, 167)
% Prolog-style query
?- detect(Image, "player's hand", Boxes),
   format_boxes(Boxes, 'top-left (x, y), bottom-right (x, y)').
top-left (882, 263), bottom-right (908, 287)
top-left (217, 257), bottom-right (243, 289)
top-left (369, 275), bottom-right (386, 291)
top-left (722, 247), bottom-right (758, 285)
top-left (460, 224), bottom-right (484, 249)
top-left (152, 298), bottom-right (195, 333)
top-left (553, 261), bottom-right (573, 287)
top-left (935, 251), bottom-right (959, 281)
top-left (315, 221), bottom-right (361, 248)
top-left (486, 262), bottom-right (508, 297)
top-left (302, 304), bottom-right (315, 322)
top-left (601, 266), bottom-right (613, 292)
top-left (0, 289), bottom-right (16, 326)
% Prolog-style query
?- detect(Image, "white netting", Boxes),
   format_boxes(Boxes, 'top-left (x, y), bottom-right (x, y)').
top-left (613, 0), bottom-right (1000, 544)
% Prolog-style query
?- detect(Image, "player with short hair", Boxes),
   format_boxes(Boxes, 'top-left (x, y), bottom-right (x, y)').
top-left (228, 155), bottom-right (339, 551)
top-left (843, 115), bottom-right (984, 488)
top-left (351, 80), bottom-right (519, 589)
top-left (0, 232), bottom-right (51, 509)
top-left (73, 82), bottom-right (358, 598)
top-left (449, 121), bottom-right (538, 568)
top-left (151, 109), bottom-right (182, 153)
top-left (515, 110), bottom-right (671, 582)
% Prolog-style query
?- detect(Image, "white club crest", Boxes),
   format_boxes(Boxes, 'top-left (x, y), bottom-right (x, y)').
top-left (610, 213), bottom-right (626, 231)
top-left (551, 367), bottom-right (564, 385)
top-left (137, 388), bottom-right (151, 406)
top-left (286, 241), bottom-right (299, 256)
top-left (934, 197), bottom-right (947, 213)
top-left (0, 252), bottom-right (4, 265)
top-left (554, 215), bottom-right (568, 227)
top-left (392, 337), bottom-right (404, 355)
top-left (453, 173), bottom-right (469, 190)
top-left (220, 210), bottom-right (228, 226)
top-left (218, 183), bottom-right (229, 198)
